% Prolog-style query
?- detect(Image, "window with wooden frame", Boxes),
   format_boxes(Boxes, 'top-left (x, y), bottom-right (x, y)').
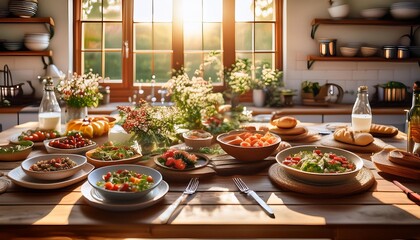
top-left (74, 0), bottom-right (282, 102)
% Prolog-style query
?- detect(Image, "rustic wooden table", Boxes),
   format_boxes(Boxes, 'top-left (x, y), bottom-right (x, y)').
top-left (0, 122), bottom-right (419, 240)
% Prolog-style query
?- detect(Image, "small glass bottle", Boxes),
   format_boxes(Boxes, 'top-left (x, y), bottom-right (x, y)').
top-left (407, 81), bottom-right (420, 154)
top-left (351, 85), bottom-right (372, 132)
top-left (39, 77), bottom-right (61, 132)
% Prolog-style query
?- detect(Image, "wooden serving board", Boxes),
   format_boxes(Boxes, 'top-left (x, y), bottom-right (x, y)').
top-left (150, 151), bottom-right (277, 182)
top-left (268, 163), bottom-right (376, 196)
top-left (372, 149), bottom-right (420, 180)
top-left (320, 134), bottom-right (395, 153)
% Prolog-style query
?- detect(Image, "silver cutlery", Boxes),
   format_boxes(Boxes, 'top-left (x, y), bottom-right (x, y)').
top-left (233, 177), bottom-right (275, 218)
top-left (159, 177), bottom-right (199, 223)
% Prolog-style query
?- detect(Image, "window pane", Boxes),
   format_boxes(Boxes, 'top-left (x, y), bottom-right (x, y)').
top-left (154, 53), bottom-right (172, 83)
top-left (105, 23), bottom-right (122, 49)
top-left (203, 0), bottom-right (222, 22)
top-left (184, 53), bottom-right (201, 77)
top-left (82, 0), bottom-right (103, 20)
top-left (203, 23), bottom-right (221, 50)
top-left (154, 23), bottom-right (172, 50)
top-left (255, 0), bottom-right (275, 21)
top-left (154, 0), bottom-right (173, 22)
top-left (105, 52), bottom-right (122, 80)
top-left (135, 54), bottom-right (152, 82)
top-left (235, 23), bottom-right (252, 51)
top-left (203, 53), bottom-right (222, 83)
top-left (236, 53), bottom-right (252, 64)
top-left (184, 23), bottom-right (202, 50)
top-left (134, 0), bottom-right (152, 22)
top-left (235, 0), bottom-right (254, 21)
top-left (83, 52), bottom-right (102, 75)
top-left (255, 53), bottom-right (274, 69)
top-left (183, 0), bottom-right (202, 22)
top-left (103, 0), bottom-right (122, 21)
top-left (83, 23), bottom-right (102, 50)
top-left (255, 23), bottom-right (274, 51)
top-left (135, 23), bottom-right (152, 50)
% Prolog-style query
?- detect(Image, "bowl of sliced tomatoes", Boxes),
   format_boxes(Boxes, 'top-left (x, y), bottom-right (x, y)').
top-left (216, 130), bottom-right (281, 161)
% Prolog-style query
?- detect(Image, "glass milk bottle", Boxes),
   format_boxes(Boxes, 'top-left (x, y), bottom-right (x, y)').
top-left (39, 77), bottom-right (61, 132)
top-left (407, 81), bottom-right (420, 154)
top-left (351, 86), bottom-right (372, 132)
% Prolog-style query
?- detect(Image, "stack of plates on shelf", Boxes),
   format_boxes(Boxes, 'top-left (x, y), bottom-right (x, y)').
top-left (0, 8), bottom-right (9, 18)
top-left (24, 33), bottom-right (49, 51)
top-left (3, 41), bottom-right (23, 51)
top-left (8, 0), bottom-right (38, 18)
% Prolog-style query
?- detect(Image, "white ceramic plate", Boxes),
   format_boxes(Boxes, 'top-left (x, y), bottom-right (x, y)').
top-left (7, 163), bottom-right (94, 190)
top-left (44, 137), bottom-right (97, 154)
top-left (81, 180), bottom-right (169, 211)
top-left (9, 133), bottom-right (44, 147)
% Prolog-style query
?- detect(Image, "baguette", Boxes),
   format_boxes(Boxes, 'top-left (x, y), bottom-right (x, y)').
top-left (271, 116), bottom-right (298, 129)
top-left (370, 124), bottom-right (398, 138)
top-left (333, 128), bottom-right (374, 146)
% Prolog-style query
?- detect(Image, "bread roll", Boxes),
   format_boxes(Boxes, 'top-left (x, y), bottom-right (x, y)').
top-left (370, 124), bottom-right (398, 138)
top-left (333, 128), bottom-right (374, 146)
top-left (271, 116), bottom-right (298, 129)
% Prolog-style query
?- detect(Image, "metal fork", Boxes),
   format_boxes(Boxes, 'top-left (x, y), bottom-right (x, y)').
top-left (233, 177), bottom-right (275, 218)
top-left (159, 177), bottom-right (199, 223)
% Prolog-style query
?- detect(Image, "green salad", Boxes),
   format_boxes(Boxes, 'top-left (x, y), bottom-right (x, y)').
top-left (90, 142), bottom-right (139, 161)
top-left (283, 149), bottom-right (355, 173)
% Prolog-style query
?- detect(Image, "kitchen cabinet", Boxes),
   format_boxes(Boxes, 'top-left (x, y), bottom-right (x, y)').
top-left (0, 113), bottom-right (18, 132)
top-left (307, 18), bottom-right (420, 69)
top-left (0, 17), bottom-right (54, 57)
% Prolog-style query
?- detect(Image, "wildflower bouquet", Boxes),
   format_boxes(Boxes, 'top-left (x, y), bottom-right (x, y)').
top-left (165, 68), bottom-right (224, 130)
top-left (56, 70), bottom-right (103, 108)
top-left (117, 100), bottom-right (178, 155)
top-left (225, 58), bottom-right (252, 95)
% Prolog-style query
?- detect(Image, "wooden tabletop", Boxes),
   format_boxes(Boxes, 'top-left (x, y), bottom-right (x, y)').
top-left (0, 122), bottom-right (419, 240)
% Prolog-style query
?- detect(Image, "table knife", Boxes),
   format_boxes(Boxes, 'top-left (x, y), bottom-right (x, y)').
top-left (393, 180), bottom-right (420, 205)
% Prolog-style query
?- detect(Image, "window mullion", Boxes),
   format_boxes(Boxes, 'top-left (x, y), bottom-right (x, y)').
top-left (172, 0), bottom-right (184, 72)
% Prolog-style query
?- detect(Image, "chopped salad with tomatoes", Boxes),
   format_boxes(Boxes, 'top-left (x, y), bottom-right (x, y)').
top-left (282, 149), bottom-right (356, 173)
top-left (157, 149), bottom-right (198, 170)
top-left (97, 169), bottom-right (154, 192)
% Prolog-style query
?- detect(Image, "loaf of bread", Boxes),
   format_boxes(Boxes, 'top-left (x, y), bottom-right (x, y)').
top-left (370, 124), bottom-right (398, 138)
top-left (271, 116), bottom-right (298, 129)
top-left (333, 128), bottom-right (374, 146)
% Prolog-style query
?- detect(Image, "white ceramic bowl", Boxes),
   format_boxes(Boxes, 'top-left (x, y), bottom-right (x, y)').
top-left (390, 8), bottom-right (420, 20)
top-left (328, 4), bottom-right (350, 19)
top-left (24, 41), bottom-right (49, 51)
top-left (361, 46), bottom-right (378, 57)
top-left (275, 145), bottom-right (363, 184)
top-left (340, 46), bottom-right (359, 57)
top-left (360, 8), bottom-right (387, 19)
top-left (21, 153), bottom-right (87, 181)
top-left (88, 164), bottom-right (162, 201)
top-left (44, 137), bottom-right (97, 154)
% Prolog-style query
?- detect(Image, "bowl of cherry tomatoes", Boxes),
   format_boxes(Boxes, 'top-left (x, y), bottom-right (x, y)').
top-left (88, 164), bottom-right (162, 201)
top-left (44, 132), bottom-right (97, 154)
top-left (216, 130), bottom-right (281, 161)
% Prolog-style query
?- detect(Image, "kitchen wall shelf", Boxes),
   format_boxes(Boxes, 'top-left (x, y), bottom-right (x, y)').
top-left (0, 17), bottom-right (55, 38)
top-left (311, 18), bottom-right (419, 39)
top-left (0, 50), bottom-right (52, 57)
top-left (307, 55), bottom-right (420, 69)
